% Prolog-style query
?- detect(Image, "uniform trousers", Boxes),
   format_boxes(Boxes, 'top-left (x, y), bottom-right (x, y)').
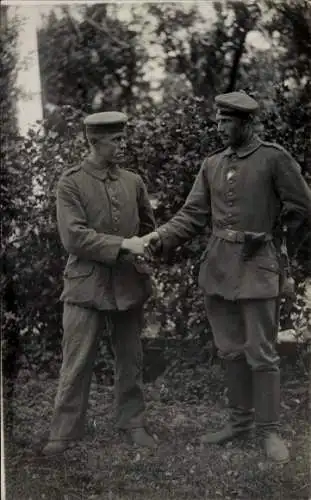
top-left (204, 296), bottom-right (281, 429)
top-left (204, 296), bottom-right (280, 371)
top-left (48, 303), bottom-right (145, 442)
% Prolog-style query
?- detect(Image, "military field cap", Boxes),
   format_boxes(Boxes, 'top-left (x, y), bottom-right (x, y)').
top-left (215, 91), bottom-right (259, 118)
top-left (84, 111), bottom-right (128, 135)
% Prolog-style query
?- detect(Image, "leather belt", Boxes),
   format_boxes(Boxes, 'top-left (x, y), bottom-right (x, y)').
top-left (212, 227), bottom-right (273, 243)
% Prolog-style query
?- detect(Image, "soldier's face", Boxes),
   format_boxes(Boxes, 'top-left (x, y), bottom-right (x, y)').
top-left (217, 116), bottom-right (245, 147)
top-left (96, 133), bottom-right (125, 161)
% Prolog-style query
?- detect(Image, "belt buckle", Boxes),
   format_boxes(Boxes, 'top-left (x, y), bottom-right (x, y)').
top-left (227, 229), bottom-right (235, 241)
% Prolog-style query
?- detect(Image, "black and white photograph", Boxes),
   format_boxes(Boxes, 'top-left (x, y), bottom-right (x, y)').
top-left (1, 1), bottom-right (311, 499)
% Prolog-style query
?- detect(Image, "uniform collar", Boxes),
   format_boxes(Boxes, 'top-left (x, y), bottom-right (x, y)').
top-left (82, 157), bottom-right (120, 181)
top-left (224, 135), bottom-right (262, 158)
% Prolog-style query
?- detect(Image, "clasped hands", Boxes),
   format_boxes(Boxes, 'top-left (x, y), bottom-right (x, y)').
top-left (121, 232), bottom-right (161, 261)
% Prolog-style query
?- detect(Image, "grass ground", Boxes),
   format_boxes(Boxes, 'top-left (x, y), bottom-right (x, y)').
top-left (4, 358), bottom-right (310, 500)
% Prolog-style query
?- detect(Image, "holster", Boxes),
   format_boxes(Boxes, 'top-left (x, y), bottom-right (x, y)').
top-left (242, 232), bottom-right (269, 261)
top-left (212, 228), bottom-right (273, 261)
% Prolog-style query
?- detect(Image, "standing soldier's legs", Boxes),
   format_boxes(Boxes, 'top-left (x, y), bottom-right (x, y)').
top-left (43, 303), bottom-right (100, 455)
top-left (242, 298), bottom-right (289, 462)
top-left (202, 296), bottom-right (254, 444)
top-left (109, 307), bottom-right (156, 448)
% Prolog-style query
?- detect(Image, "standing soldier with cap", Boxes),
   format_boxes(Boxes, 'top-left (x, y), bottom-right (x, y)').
top-left (43, 111), bottom-right (157, 455)
top-left (143, 91), bottom-right (311, 463)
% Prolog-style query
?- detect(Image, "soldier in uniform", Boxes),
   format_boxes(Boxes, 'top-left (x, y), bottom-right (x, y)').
top-left (43, 111), bottom-right (157, 455)
top-left (143, 91), bottom-right (311, 463)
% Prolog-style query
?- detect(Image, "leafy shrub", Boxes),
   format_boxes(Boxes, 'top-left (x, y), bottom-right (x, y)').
top-left (2, 91), bottom-right (311, 370)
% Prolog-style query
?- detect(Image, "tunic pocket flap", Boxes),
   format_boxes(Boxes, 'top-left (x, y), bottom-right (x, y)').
top-left (64, 262), bottom-right (95, 279)
top-left (256, 259), bottom-right (279, 273)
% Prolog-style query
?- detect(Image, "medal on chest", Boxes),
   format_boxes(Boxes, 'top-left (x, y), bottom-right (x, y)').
top-left (226, 169), bottom-right (236, 181)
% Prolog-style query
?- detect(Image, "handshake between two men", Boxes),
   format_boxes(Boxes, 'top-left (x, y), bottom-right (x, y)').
top-left (120, 231), bottom-right (162, 259)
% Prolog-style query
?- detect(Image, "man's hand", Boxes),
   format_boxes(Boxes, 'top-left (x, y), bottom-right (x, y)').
top-left (142, 231), bottom-right (162, 254)
top-left (121, 236), bottom-right (147, 256)
top-left (121, 232), bottom-right (162, 258)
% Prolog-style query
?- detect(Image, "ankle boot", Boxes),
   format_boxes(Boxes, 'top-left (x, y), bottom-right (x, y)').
top-left (264, 431), bottom-right (289, 463)
top-left (128, 427), bottom-right (157, 448)
top-left (202, 357), bottom-right (254, 445)
top-left (253, 370), bottom-right (289, 463)
top-left (42, 440), bottom-right (72, 456)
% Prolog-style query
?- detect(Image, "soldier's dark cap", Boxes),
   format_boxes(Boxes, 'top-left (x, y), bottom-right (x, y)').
top-left (215, 91), bottom-right (259, 118)
top-left (84, 111), bottom-right (128, 135)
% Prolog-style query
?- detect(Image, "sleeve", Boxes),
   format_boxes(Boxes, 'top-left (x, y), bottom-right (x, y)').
top-left (157, 159), bottom-right (211, 250)
top-left (136, 175), bottom-right (156, 236)
top-left (56, 176), bottom-right (124, 265)
top-left (272, 149), bottom-right (311, 224)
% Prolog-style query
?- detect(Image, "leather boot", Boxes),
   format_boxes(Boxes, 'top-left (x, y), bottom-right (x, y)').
top-left (253, 370), bottom-right (289, 463)
top-left (128, 427), bottom-right (157, 448)
top-left (42, 440), bottom-right (72, 456)
top-left (202, 357), bottom-right (254, 445)
top-left (120, 412), bottom-right (157, 449)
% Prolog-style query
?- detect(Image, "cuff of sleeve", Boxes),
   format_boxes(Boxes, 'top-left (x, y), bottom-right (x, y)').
top-left (102, 236), bottom-right (124, 265)
top-left (157, 225), bottom-right (174, 253)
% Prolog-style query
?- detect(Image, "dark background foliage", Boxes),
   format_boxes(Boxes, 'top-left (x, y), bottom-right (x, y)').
top-left (2, 1), bottom-right (311, 373)
top-left (38, 5), bottom-right (151, 114)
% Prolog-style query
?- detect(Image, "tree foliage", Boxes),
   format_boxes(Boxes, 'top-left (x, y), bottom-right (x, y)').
top-left (37, 4), bottom-right (150, 115)
top-left (265, 0), bottom-right (311, 89)
top-left (2, 2), bottom-right (311, 370)
top-left (148, 1), bottom-right (262, 104)
top-left (2, 92), bottom-right (310, 369)
top-left (1, 6), bottom-right (19, 242)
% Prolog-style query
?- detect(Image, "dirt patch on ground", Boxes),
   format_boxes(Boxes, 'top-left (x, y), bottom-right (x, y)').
top-left (4, 361), bottom-right (310, 500)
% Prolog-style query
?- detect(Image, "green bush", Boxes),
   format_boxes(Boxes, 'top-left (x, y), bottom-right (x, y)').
top-left (2, 106), bottom-right (87, 370)
top-left (3, 92), bottom-right (311, 370)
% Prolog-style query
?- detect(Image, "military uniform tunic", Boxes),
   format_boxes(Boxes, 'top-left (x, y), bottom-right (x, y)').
top-left (57, 157), bottom-right (155, 310)
top-left (158, 135), bottom-right (311, 301)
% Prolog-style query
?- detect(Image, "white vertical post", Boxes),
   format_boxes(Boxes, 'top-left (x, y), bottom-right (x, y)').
top-left (10, 5), bottom-right (43, 136)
